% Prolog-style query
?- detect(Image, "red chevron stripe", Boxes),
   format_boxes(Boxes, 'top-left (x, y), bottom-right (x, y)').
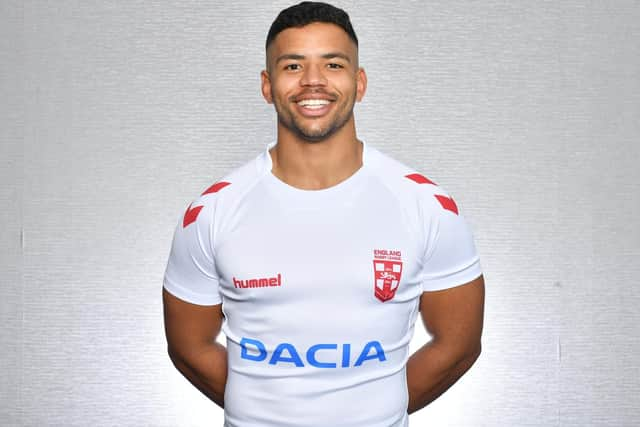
top-left (183, 203), bottom-right (204, 228)
top-left (434, 195), bottom-right (459, 215)
top-left (202, 181), bottom-right (231, 195)
top-left (405, 173), bottom-right (436, 185)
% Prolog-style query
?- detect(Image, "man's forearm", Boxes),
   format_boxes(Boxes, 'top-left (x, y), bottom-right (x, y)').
top-left (168, 342), bottom-right (228, 408)
top-left (406, 341), bottom-right (481, 414)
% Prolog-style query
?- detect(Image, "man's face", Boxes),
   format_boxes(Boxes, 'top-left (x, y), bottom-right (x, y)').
top-left (262, 22), bottom-right (367, 142)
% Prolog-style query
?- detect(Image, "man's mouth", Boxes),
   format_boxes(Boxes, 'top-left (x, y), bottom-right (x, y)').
top-left (296, 99), bottom-right (332, 109)
top-left (293, 95), bottom-right (336, 117)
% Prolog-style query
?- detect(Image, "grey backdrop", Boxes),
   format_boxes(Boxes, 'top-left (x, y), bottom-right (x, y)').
top-left (2, 1), bottom-right (639, 426)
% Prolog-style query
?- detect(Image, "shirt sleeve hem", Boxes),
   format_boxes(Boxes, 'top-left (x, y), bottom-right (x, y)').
top-left (421, 259), bottom-right (483, 292)
top-left (163, 278), bottom-right (222, 306)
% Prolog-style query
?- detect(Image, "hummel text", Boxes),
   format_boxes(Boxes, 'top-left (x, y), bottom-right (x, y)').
top-left (233, 274), bottom-right (282, 289)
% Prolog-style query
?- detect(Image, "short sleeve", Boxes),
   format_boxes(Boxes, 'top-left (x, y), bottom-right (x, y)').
top-left (163, 199), bottom-right (222, 305)
top-left (420, 195), bottom-right (482, 292)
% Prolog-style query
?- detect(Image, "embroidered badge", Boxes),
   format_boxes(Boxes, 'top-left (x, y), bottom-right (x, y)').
top-left (372, 249), bottom-right (403, 302)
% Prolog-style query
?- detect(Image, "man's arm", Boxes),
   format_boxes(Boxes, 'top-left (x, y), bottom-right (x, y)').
top-left (406, 274), bottom-right (485, 414)
top-left (163, 288), bottom-right (227, 408)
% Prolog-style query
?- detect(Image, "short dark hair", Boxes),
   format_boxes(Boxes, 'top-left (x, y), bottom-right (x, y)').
top-left (266, 2), bottom-right (358, 50)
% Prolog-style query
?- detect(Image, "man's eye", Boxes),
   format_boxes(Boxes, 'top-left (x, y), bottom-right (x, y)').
top-left (327, 63), bottom-right (344, 69)
top-left (285, 64), bottom-right (301, 71)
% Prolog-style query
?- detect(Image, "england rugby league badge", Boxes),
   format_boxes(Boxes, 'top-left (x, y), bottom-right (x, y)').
top-left (373, 249), bottom-right (403, 302)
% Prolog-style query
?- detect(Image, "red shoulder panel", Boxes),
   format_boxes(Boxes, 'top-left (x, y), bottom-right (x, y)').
top-left (405, 173), bottom-right (437, 185)
top-left (202, 181), bottom-right (231, 195)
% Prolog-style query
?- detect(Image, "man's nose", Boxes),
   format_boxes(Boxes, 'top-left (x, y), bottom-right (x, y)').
top-left (300, 64), bottom-right (327, 86)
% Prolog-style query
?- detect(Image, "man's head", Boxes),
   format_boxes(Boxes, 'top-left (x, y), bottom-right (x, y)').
top-left (265, 2), bottom-right (358, 57)
top-left (262, 2), bottom-right (366, 143)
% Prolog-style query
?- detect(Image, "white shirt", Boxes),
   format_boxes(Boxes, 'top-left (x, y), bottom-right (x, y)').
top-left (164, 142), bottom-right (482, 427)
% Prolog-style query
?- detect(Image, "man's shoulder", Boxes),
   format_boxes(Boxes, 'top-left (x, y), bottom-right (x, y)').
top-left (187, 150), bottom-right (269, 210)
top-left (366, 145), bottom-right (466, 220)
top-left (366, 145), bottom-right (446, 199)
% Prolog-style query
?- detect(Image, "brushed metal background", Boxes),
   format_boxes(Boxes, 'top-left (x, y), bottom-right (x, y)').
top-left (2, 1), bottom-right (639, 426)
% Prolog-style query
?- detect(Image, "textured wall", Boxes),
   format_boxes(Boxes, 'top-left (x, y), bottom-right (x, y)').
top-left (2, 1), bottom-right (639, 426)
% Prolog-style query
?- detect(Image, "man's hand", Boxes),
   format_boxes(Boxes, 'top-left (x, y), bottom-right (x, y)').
top-left (163, 289), bottom-right (227, 408)
top-left (406, 275), bottom-right (485, 414)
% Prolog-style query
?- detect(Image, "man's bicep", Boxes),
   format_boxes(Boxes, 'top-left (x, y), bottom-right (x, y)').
top-left (163, 288), bottom-right (224, 358)
top-left (419, 275), bottom-right (485, 354)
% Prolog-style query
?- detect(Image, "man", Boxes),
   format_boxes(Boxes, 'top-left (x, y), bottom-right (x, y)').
top-left (163, 2), bottom-right (484, 426)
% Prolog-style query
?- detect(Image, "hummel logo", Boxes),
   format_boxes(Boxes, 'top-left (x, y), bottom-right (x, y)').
top-left (233, 274), bottom-right (282, 289)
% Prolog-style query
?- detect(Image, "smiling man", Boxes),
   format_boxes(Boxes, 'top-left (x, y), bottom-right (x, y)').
top-left (163, 2), bottom-right (484, 426)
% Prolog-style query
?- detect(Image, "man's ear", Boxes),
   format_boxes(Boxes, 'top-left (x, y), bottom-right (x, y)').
top-left (356, 67), bottom-right (367, 102)
top-left (261, 70), bottom-right (273, 104)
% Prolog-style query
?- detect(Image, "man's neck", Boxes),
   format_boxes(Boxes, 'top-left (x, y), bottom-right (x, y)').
top-left (269, 122), bottom-right (363, 191)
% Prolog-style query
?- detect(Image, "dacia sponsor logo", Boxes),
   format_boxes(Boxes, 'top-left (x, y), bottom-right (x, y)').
top-left (240, 338), bottom-right (387, 368)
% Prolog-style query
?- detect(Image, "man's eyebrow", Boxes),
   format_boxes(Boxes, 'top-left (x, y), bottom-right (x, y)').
top-left (275, 54), bottom-right (306, 64)
top-left (274, 52), bottom-right (352, 64)
top-left (322, 52), bottom-right (351, 63)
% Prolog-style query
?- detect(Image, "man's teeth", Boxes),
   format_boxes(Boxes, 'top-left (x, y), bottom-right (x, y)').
top-left (297, 99), bottom-right (330, 108)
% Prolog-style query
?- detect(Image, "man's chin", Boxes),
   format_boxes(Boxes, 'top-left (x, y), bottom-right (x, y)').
top-left (277, 112), bottom-right (353, 143)
top-left (295, 127), bottom-right (337, 143)
top-left (291, 118), bottom-right (351, 143)
top-left (285, 121), bottom-right (337, 143)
